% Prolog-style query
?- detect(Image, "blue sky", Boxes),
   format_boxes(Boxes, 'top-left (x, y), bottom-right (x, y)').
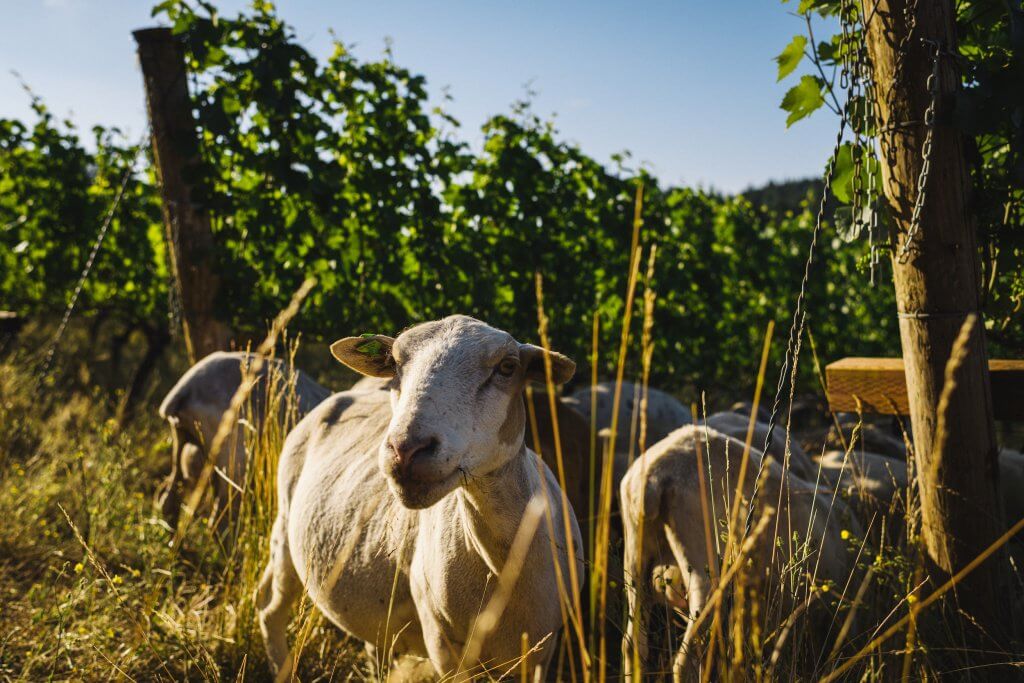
top-left (0, 0), bottom-right (839, 193)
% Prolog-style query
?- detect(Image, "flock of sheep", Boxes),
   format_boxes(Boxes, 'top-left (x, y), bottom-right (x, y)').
top-left (155, 314), bottom-right (1024, 680)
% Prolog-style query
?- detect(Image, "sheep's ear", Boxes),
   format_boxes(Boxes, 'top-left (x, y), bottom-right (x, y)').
top-left (330, 334), bottom-right (396, 377)
top-left (520, 344), bottom-right (576, 386)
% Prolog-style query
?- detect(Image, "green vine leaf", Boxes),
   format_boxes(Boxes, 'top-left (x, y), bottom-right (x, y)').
top-left (780, 75), bottom-right (825, 127)
top-left (776, 35), bottom-right (808, 82)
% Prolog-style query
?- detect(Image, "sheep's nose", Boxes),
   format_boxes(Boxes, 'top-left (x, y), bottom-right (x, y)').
top-left (388, 435), bottom-right (439, 473)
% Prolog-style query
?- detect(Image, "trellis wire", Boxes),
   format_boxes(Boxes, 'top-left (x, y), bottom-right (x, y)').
top-left (165, 205), bottom-right (184, 340)
top-left (36, 133), bottom-right (148, 384)
top-left (742, 115), bottom-right (849, 535)
top-left (742, 0), bottom-right (869, 533)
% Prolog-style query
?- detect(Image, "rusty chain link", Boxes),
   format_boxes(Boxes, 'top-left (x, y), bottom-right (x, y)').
top-left (890, 0), bottom-right (920, 105)
top-left (897, 39), bottom-right (942, 263)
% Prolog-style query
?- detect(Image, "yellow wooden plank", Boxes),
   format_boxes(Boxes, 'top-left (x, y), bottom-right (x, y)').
top-left (826, 357), bottom-right (1024, 420)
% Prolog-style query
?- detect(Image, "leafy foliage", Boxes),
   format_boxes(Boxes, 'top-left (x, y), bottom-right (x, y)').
top-left (781, 75), bottom-right (828, 127)
top-left (1, 0), bottom-right (903, 398)
top-left (0, 90), bottom-right (166, 327)
top-left (776, 34), bottom-right (809, 81)
top-left (776, 0), bottom-right (1024, 352)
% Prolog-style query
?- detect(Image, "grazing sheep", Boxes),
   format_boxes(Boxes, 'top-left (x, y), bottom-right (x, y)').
top-left (256, 316), bottom-right (584, 679)
top-left (621, 425), bottom-right (861, 677)
top-left (827, 414), bottom-right (908, 460)
top-left (349, 375), bottom-right (393, 392)
top-left (703, 411), bottom-right (816, 481)
top-left (815, 448), bottom-right (1023, 548)
top-left (157, 351), bottom-right (331, 529)
top-left (1000, 449), bottom-right (1024, 527)
top-left (729, 401), bottom-right (772, 424)
top-left (526, 390), bottom-right (595, 545)
top-left (816, 450), bottom-right (908, 542)
top-left (564, 382), bottom-right (692, 483)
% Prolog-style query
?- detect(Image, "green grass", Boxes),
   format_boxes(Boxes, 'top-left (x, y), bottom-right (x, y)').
top-left (1, 316), bottom-right (1022, 681)
top-left (0, 340), bottom-right (364, 682)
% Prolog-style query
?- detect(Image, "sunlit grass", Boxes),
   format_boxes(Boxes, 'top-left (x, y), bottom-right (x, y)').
top-left (1, 240), bottom-right (1022, 681)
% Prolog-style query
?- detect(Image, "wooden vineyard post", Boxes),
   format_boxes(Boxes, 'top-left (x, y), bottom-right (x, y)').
top-left (134, 27), bottom-right (230, 363)
top-left (863, 0), bottom-right (1015, 654)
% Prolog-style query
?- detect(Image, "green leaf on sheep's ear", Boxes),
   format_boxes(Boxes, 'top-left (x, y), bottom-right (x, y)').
top-left (356, 335), bottom-right (384, 357)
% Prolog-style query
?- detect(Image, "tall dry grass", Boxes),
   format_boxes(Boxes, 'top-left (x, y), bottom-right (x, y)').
top-left (2, 205), bottom-right (1024, 680)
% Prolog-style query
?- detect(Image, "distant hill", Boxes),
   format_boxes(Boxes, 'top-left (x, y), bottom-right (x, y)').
top-left (738, 178), bottom-right (825, 214)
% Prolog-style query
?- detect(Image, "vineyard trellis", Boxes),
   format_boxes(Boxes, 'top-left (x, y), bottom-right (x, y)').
top-left (775, 0), bottom-right (1019, 663)
top-left (36, 133), bottom-right (149, 385)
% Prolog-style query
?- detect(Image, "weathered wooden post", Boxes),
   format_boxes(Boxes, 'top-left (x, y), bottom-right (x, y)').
top-left (134, 27), bottom-right (229, 363)
top-left (863, 0), bottom-right (1014, 655)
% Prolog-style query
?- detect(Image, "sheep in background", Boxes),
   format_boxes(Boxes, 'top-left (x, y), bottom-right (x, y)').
top-left (621, 425), bottom-right (861, 678)
top-left (816, 449), bottom-right (908, 543)
top-left (564, 381), bottom-right (692, 484)
top-left (703, 410), bottom-right (817, 480)
top-left (157, 351), bottom-right (331, 529)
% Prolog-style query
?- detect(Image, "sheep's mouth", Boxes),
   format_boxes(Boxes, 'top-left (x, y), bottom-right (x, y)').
top-left (385, 463), bottom-right (462, 510)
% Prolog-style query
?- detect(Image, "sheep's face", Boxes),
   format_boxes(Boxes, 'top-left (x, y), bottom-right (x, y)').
top-left (331, 315), bottom-right (574, 509)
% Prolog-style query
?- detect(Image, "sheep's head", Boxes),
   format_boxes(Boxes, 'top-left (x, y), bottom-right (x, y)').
top-left (331, 315), bottom-right (575, 509)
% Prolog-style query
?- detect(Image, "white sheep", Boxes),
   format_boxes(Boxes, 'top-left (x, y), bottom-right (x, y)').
top-left (815, 450), bottom-right (908, 543)
top-left (157, 351), bottom-right (331, 528)
top-left (620, 425), bottom-right (861, 677)
top-left (703, 410), bottom-right (817, 480)
top-left (563, 381), bottom-right (692, 483)
top-left (815, 448), bottom-right (1024, 549)
top-left (256, 316), bottom-right (584, 679)
top-left (1001, 448), bottom-right (1024, 529)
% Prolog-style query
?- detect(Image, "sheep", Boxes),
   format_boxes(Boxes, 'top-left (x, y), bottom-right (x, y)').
top-left (1001, 449), bottom-right (1024, 528)
top-left (728, 401), bottom-right (772, 424)
top-left (815, 450), bottom-right (908, 543)
top-left (349, 375), bottom-right (393, 392)
top-left (826, 413), bottom-right (908, 460)
top-left (815, 448), bottom-right (1024, 549)
top-left (525, 390), bottom-right (595, 546)
top-left (620, 425), bottom-right (862, 678)
top-left (354, 375), bottom-right (597, 536)
top-left (703, 410), bottom-right (816, 481)
top-left (157, 351), bottom-right (331, 529)
top-left (564, 381), bottom-right (692, 484)
top-left (256, 316), bottom-right (584, 679)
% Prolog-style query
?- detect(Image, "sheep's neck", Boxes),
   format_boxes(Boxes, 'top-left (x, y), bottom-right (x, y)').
top-left (455, 445), bottom-right (540, 576)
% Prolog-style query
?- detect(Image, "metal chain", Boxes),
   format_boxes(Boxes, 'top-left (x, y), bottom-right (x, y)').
top-left (897, 39), bottom-right (941, 263)
top-left (847, 0), bottom-right (865, 244)
top-left (864, 32), bottom-right (882, 283)
top-left (166, 205), bottom-right (184, 339)
top-left (839, 0), bottom-right (853, 90)
top-left (890, 0), bottom-right (920, 107)
top-left (743, 115), bottom-right (849, 535)
top-left (37, 134), bottom-right (147, 382)
top-left (856, 1), bottom-right (884, 283)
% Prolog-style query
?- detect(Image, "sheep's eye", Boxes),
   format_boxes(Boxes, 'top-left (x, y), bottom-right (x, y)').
top-left (496, 358), bottom-right (518, 377)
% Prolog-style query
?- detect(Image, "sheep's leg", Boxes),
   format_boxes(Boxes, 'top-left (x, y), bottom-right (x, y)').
top-left (664, 519), bottom-right (712, 682)
top-left (363, 643), bottom-right (380, 680)
top-left (158, 421), bottom-right (185, 529)
top-left (257, 515), bottom-right (301, 678)
top-left (672, 572), bottom-right (711, 683)
top-left (621, 518), bottom-right (652, 677)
